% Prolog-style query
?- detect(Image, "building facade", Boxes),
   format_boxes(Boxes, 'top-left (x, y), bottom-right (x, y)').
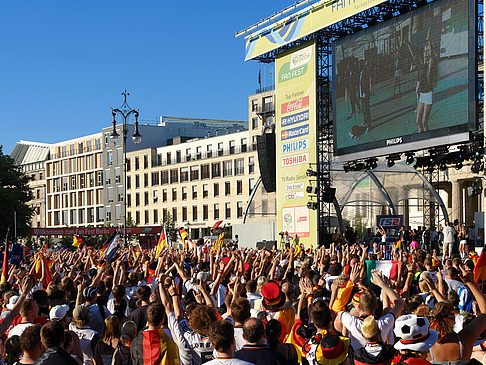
top-left (9, 141), bottom-right (51, 228)
top-left (44, 133), bottom-right (104, 227)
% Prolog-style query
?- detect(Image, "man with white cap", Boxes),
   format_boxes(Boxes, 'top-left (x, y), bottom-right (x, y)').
top-left (50, 304), bottom-right (70, 325)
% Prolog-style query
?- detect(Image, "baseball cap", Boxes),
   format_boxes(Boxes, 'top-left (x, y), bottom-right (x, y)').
top-left (50, 304), bottom-right (70, 320)
top-left (6, 295), bottom-right (19, 311)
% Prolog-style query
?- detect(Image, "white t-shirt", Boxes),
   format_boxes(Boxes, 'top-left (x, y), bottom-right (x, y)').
top-left (443, 226), bottom-right (456, 243)
top-left (8, 322), bottom-right (35, 338)
top-left (178, 318), bottom-right (214, 364)
top-left (234, 327), bottom-right (245, 351)
top-left (205, 358), bottom-right (253, 365)
top-left (167, 312), bottom-right (193, 365)
top-left (340, 312), bottom-right (395, 350)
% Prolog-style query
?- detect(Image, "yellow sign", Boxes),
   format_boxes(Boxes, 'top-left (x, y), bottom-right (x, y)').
top-left (245, 0), bottom-right (387, 61)
top-left (276, 41), bottom-right (317, 249)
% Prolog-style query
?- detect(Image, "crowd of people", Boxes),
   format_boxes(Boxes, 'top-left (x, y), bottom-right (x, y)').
top-left (0, 230), bottom-right (486, 365)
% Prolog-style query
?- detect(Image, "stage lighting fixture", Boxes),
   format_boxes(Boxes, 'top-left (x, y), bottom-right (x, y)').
top-left (343, 163), bottom-right (351, 173)
top-left (472, 161), bottom-right (481, 174)
top-left (306, 169), bottom-right (318, 177)
top-left (406, 153), bottom-right (415, 165)
top-left (427, 166), bottom-right (434, 174)
top-left (455, 162), bottom-right (463, 170)
top-left (365, 158), bottom-right (378, 170)
top-left (306, 186), bottom-right (318, 195)
top-left (439, 163), bottom-right (447, 171)
top-left (387, 159), bottom-right (395, 168)
top-left (307, 201), bottom-right (318, 210)
top-left (355, 162), bottom-right (366, 171)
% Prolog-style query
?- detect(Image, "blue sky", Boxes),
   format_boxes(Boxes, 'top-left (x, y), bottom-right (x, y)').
top-left (1, 1), bottom-right (287, 154)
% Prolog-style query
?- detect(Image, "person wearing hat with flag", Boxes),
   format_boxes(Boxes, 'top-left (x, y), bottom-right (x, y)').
top-left (313, 334), bottom-right (353, 365)
top-left (259, 281), bottom-right (295, 341)
top-left (392, 314), bottom-right (438, 364)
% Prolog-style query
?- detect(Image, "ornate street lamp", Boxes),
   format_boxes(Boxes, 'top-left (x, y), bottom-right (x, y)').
top-left (110, 90), bottom-right (142, 246)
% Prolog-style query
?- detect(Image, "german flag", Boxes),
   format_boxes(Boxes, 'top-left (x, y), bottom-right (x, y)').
top-left (179, 228), bottom-right (188, 249)
top-left (0, 248), bottom-right (7, 284)
top-left (132, 329), bottom-right (179, 365)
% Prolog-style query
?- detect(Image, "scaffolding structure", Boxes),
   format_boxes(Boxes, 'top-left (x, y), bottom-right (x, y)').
top-left (250, 0), bottom-right (483, 245)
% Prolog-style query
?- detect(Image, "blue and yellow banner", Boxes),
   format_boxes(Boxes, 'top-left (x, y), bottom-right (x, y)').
top-left (244, 0), bottom-right (387, 61)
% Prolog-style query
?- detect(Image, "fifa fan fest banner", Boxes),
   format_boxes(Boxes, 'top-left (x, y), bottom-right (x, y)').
top-left (276, 41), bottom-right (317, 248)
top-left (31, 226), bottom-right (162, 236)
top-left (244, 0), bottom-right (387, 61)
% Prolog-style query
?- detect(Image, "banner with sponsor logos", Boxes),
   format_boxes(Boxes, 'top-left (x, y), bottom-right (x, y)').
top-left (31, 226), bottom-right (162, 236)
top-left (244, 0), bottom-right (387, 61)
top-left (276, 41), bottom-right (317, 248)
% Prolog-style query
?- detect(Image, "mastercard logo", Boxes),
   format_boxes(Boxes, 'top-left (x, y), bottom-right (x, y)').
top-left (281, 131), bottom-right (288, 139)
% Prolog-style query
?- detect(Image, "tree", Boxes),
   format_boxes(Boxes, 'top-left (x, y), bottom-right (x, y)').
top-left (161, 213), bottom-right (177, 243)
top-left (0, 146), bottom-right (33, 240)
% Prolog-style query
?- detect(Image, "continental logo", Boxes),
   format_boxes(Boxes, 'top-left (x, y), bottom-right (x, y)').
top-left (281, 96), bottom-right (309, 115)
top-left (281, 124), bottom-right (309, 141)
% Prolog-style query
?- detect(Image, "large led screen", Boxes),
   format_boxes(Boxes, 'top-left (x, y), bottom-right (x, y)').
top-left (333, 0), bottom-right (475, 160)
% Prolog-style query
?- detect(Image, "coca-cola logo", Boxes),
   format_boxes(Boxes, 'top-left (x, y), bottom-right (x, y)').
top-left (281, 96), bottom-right (309, 114)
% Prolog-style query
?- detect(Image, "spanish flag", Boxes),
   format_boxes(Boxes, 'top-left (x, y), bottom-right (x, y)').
top-left (72, 234), bottom-right (82, 248)
top-left (474, 249), bottom-right (486, 283)
top-left (179, 228), bottom-right (188, 249)
top-left (0, 248), bottom-right (7, 284)
top-left (134, 329), bottom-right (179, 365)
top-left (34, 255), bottom-right (52, 286)
top-left (396, 238), bottom-right (401, 249)
top-left (155, 225), bottom-right (167, 258)
top-left (212, 232), bottom-right (225, 251)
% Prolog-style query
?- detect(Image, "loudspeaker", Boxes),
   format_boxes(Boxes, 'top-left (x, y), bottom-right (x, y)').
top-left (256, 133), bottom-right (276, 192)
top-left (322, 188), bottom-right (336, 203)
top-left (256, 241), bottom-right (277, 250)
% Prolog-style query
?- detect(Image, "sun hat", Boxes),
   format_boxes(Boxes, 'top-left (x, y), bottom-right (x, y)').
top-left (49, 304), bottom-right (70, 321)
top-left (6, 295), bottom-right (19, 310)
top-left (394, 314), bottom-right (438, 352)
top-left (315, 334), bottom-right (350, 365)
top-left (261, 282), bottom-right (286, 311)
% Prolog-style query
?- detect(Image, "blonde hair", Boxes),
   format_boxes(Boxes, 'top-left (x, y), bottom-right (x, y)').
top-left (257, 276), bottom-right (266, 293)
top-left (361, 316), bottom-right (379, 340)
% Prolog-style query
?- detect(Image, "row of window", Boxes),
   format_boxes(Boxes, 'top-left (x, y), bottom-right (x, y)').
top-left (129, 201), bottom-right (244, 225)
top-left (127, 179), bottom-right (256, 207)
top-left (127, 158), bottom-right (254, 189)
top-left (47, 189), bottom-right (104, 210)
top-left (47, 206), bottom-right (104, 226)
top-left (47, 171), bottom-right (104, 193)
top-left (51, 138), bottom-right (102, 160)
top-left (47, 153), bottom-right (103, 177)
top-left (128, 139), bottom-right (250, 171)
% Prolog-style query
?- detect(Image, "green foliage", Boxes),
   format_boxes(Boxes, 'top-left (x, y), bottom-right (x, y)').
top-left (354, 214), bottom-right (366, 238)
top-left (161, 213), bottom-right (177, 242)
top-left (0, 146), bottom-right (34, 239)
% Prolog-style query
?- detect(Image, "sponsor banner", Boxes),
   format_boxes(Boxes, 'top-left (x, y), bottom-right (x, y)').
top-left (282, 138), bottom-right (309, 154)
top-left (244, 0), bottom-right (387, 61)
top-left (285, 182), bottom-right (305, 191)
top-left (376, 215), bottom-right (404, 229)
top-left (276, 42), bottom-right (317, 248)
top-left (282, 153), bottom-right (309, 167)
top-left (31, 226), bottom-right (162, 236)
top-left (281, 96), bottom-right (309, 115)
top-left (281, 110), bottom-right (310, 128)
top-left (281, 124), bottom-right (309, 140)
top-left (285, 191), bottom-right (305, 200)
top-left (281, 206), bottom-right (311, 237)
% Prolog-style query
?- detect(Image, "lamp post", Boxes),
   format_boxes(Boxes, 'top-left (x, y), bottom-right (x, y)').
top-left (110, 90), bottom-right (142, 247)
